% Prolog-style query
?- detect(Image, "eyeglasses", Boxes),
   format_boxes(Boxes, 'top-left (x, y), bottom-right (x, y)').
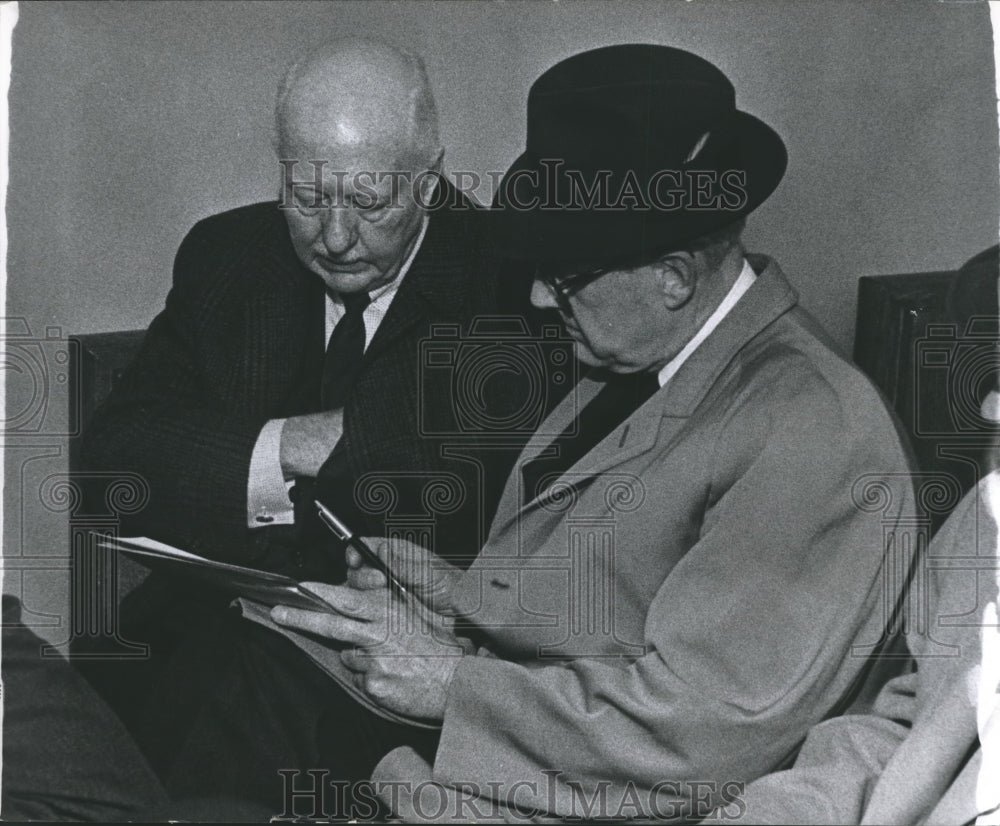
top-left (536, 243), bottom-right (700, 313)
top-left (535, 265), bottom-right (614, 314)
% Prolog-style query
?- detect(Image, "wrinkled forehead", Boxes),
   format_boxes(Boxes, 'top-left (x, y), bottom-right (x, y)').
top-left (277, 150), bottom-right (431, 209)
top-left (281, 136), bottom-right (415, 179)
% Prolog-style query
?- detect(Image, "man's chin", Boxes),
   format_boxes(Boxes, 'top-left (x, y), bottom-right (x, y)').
top-left (571, 344), bottom-right (648, 377)
top-left (570, 340), bottom-right (614, 369)
top-left (313, 265), bottom-right (387, 295)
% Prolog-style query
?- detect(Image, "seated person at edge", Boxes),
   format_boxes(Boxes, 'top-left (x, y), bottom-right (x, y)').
top-left (75, 39), bottom-right (564, 724)
top-left (148, 44), bottom-right (921, 821)
top-left (736, 244), bottom-right (1000, 825)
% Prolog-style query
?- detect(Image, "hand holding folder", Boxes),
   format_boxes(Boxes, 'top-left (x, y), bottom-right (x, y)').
top-left (101, 523), bottom-right (470, 725)
top-left (269, 579), bottom-right (470, 723)
top-left (255, 502), bottom-right (471, 722)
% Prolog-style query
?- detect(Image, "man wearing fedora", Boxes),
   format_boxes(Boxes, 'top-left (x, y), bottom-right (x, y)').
top-left (154, 44), bottom-right (917, 820)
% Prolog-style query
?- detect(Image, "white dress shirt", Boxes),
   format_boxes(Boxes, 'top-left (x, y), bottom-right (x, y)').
top-left (247, 215), bottom-right (429, 527)
top-left (656, 257), bottom-right (756, 387)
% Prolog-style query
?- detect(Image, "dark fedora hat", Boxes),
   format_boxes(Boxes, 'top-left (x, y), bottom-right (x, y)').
top-left (493, 44), bottom-right (787, 271)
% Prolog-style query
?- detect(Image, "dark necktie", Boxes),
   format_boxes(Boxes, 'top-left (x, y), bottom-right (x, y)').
top-left (287, 291), bottom-right (371, 581)
top-left (521, 371), bottom-right (660, 505)
top-left (320, 291), bottom-right (371, 410)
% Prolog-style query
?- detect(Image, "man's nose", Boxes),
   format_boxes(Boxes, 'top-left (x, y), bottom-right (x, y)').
top-left (530, 278), bottom-right (558, 310)
top-left (320, 208), bottom-right (358, 255)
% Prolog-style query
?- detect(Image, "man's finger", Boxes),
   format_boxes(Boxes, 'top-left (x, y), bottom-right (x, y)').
top-left (358, 537), bottom-right (390, 563)
top-left (339, 647), bottom-right (366, 673)
top-left (357, 536), bottom-right (433, 566)
top-left (297, 582), bottom-right (387, 620)
top-left (385, 536), bottom-right (431, 565)
top-left (346, 564), bottom-right (387, 591)
top-left (271, 605), bottom-right (382, 646)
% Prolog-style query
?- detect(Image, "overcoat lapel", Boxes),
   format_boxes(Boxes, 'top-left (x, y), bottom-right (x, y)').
top-left (489, 256), bottom-right (800, 536)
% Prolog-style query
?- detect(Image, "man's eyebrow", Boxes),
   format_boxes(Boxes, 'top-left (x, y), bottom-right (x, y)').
top-left (295, 172), bottom-right (399, 203)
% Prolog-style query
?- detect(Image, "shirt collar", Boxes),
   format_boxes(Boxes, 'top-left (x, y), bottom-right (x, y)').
top-left (657, 257), bottom-right (757, 388)
top-left (371, 212), bottom-right (429, 304)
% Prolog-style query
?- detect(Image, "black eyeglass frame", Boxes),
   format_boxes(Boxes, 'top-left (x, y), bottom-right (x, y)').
top-left (535, 251), bottom-right (666, 314)
top-left (536, 265), bottom-right (612, 303)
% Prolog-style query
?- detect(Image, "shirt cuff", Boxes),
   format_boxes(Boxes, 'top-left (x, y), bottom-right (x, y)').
top-left (247, 418), bottom-right (294, 528)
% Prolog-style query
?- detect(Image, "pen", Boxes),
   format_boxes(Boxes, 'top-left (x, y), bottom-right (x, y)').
top-left (315, 501), bottom-right (409, 600)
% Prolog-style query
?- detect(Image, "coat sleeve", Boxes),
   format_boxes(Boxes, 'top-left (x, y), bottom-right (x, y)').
top-left (431, 367), bottom-right (915, 820)
top-left (735, 712), bottom-right (908, 824)
top-left (79, 219), bottom-right (269, 561)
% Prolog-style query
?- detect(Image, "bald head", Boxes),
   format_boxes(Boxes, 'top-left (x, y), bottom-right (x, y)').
top-left (276, 40), bottom-right (443, 297)
top-left (275, 39), bottom-right (440, 170)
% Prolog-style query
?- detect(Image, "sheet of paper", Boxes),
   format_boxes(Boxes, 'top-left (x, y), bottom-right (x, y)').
top-left (99, 537), bottom-right (339, 613)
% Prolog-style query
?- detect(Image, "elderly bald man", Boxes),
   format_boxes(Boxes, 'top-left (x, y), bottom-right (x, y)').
top-left (77, 40), bottom-right (558, 740)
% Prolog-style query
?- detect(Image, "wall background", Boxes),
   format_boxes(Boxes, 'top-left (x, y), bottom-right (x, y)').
top-left (5, 0), bottom-right (999, 643)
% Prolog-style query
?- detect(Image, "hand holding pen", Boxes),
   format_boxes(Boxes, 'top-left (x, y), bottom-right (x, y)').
top-left (315, 501), bottom-right (463, 615)
top-left (315, 501), bottom-right (410, 600)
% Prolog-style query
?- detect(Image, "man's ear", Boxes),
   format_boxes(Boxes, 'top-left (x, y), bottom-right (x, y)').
top-left (654, 252), bottom-right (697, 309)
